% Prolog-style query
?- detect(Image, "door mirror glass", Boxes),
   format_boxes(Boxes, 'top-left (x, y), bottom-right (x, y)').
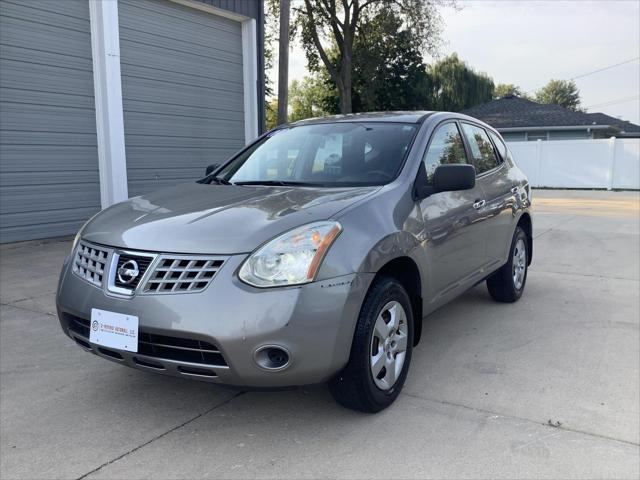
top-left (433, 164), bottom-right (476, 192)
top-left (205, 163), bottom-right (221, 176)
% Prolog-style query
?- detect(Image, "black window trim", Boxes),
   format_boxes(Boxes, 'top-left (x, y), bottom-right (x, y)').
top-left (458, 120), bottom-right (505, 178)
top-left (420, 119), bottom-right (472, 171)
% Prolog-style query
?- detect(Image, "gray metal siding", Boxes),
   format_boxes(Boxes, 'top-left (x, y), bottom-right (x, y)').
top-left (0, 0), bottom-right (100, 243)
top-left (118, 0), bottom-right (246, 196)
top-left (500, 132), bottom-right (527, 142)
top-left (548, 129), bottom-right (591, 140)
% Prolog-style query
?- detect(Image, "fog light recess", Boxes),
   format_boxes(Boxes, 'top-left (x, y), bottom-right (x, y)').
top-left (254, 345), bottom-right (291, 371)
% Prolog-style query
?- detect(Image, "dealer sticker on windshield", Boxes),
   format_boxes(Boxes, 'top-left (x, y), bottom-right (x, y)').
top-left (90, 308), bottom-right (138, 353)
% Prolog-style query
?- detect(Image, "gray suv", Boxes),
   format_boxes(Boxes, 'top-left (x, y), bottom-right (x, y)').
top-left (56, 112), bottom-right (532, 412)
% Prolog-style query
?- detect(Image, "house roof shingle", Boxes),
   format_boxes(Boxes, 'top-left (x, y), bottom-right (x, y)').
top-left (584, 112), bottom-right (640, 133)
top-left (461, 96), bottom-right (640, 133)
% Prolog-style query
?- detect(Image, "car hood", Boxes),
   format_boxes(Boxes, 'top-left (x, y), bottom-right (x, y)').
top-left (82, 182), bottom-right (378, 254)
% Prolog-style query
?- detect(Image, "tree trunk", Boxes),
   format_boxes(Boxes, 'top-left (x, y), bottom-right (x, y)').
top-left (339, 42), bottom-right (353, 113)
top-left (277, 0), bottom-right (290, 124)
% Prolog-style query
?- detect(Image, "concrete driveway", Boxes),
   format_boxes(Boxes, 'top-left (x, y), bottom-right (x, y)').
top-left (1, 190), bottom-right (638, 479)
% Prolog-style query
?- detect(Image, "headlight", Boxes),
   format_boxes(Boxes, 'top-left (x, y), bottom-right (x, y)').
top-left (239, 221), bottom-right (342, 287)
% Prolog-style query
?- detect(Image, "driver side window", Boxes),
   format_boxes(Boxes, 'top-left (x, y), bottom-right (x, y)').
top-left (422, 123), bottom-right (469, 184)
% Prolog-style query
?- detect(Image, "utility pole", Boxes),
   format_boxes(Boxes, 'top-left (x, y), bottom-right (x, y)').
top-left (277, 0), bottom-right (290, 125)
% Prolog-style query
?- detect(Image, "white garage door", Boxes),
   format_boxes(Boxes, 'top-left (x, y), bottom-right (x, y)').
top-left (0, 0), bottom-right (100, 242)
top-left (118, 0), bottom-right (247, 197)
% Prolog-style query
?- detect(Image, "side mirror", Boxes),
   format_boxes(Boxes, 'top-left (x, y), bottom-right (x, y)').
top-left (205, 163), bottom-right (221, 176)
top-left (413, 163), bottom-right (476, 200)
top-left (433, 164), bottom-right (476, 193)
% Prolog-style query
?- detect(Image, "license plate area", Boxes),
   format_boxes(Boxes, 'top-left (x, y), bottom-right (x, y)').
top-left (90, 308), bottom-right (138, 353)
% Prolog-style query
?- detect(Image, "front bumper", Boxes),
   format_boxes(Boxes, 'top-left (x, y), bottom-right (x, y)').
top-left (56, 253), bottom-right (373, 388)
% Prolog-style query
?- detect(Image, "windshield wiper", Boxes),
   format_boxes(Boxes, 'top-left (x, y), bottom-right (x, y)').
top-left (208, 176), bottom-right (233, 185)
top-left (234, 180), bottom-right (324, 187)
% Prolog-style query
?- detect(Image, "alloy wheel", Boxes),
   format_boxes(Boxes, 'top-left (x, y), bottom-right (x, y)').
top-left (370, 301), bottom-right (409, 390)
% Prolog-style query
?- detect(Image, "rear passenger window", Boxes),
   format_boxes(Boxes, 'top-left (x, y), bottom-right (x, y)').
top-left (461, 123), bottom-right (499, 174)
top-left (488, 131), bottom-right (507, 163)
top-left (423, 123), bottom-right (468, 183)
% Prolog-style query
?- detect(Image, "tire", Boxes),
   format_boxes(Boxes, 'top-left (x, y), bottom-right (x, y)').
top-left (329, 276), bottom-right (413, 413)
top-left (486, 226), bottom-right (529, 303)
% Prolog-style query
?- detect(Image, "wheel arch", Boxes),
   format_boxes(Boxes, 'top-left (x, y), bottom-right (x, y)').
top-left (517, 212), bottom-right (533, 265)
top-left (374, 256), bottom-right (423, 346)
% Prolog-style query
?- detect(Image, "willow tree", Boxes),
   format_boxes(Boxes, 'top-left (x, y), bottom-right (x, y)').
top-left (296, 0), bottom-right (451, 114)
top-left (426, 53), bottom-right (494, 111)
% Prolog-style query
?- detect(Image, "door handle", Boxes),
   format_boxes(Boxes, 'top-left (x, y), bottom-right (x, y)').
top-left (473, 199), bottom-right (486, 210)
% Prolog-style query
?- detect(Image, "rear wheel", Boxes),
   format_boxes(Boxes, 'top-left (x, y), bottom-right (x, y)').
top-left (329, 277), bottom-right (413, 413)
top-left (487, 226), bottom-right (528, 303)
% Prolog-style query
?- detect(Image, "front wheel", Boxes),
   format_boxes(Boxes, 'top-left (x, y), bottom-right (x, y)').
top-left (329, 277), bottom-right (413, 413)
top-left (486, 226), bottom-right (529, 303)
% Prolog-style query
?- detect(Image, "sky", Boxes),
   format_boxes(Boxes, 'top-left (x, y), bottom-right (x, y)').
top-left (272, 0), bottom-right (640, 123)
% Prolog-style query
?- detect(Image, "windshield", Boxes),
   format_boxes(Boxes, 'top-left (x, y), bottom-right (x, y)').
top-left (212, 122), bottom-right (418, 187)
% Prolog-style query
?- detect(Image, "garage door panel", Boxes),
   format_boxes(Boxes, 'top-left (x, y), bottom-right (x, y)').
top-left (0, 170), bottom-right (100, 188)
top-left (0, 131), bottom-right (98, 147)
top-left (0, 145), bottom-right (100, 172)
top-left (1, 87), bottom-right (95, 110)
top-left (1, 206), bottom-right (100, 230)
top-left (1, 103), bottom-right (97, 134)
top-left (119, 0), bottom-right (242, 36)
top-left (121, 66), bottom-right (242, 99)
top-left (119, 42), bottom-right (243, 85)
top-left (0, 0), bottom-right (98, 243)
top-left (123, 99), bottom-right (244, 122)
top-left (1, 44), bottom-right (93, 72)
top-left (125, 147), bottom-right (239, 168)
top-left (123, 136), bottom-right (244, 149)
top-left (2, 0), bottom-right (92, 22)
top-left (0, 184), bottom-right (100, 216)
top-left (119, 0), bottom-right (246, 195)
top-left (0, 15), bottom-right (92, 59)
top-left (0, 60), bottom-right (94, 98)
top-left (119, 20), bottom-right (242, 58)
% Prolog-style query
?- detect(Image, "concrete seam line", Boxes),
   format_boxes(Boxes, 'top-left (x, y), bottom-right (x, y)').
top-left (75, 391), bottom-right (245, 480)
top-left (532, 270), bottom-right (640, 282)
top-left (0, 302), bottom-right (57, 318)
top-left (401, 392), bottom-right (640, 448)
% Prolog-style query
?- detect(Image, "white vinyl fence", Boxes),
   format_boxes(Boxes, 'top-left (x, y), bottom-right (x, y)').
top-left (507, 138), bottom-right (640, 190)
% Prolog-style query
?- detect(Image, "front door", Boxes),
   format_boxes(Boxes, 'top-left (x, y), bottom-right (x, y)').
top-left (418, 122), bottom-right (489, 306)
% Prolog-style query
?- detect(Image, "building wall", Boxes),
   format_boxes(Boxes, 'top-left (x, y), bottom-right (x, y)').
top-left (0, 0), bottom-right (101, 243)
top-left (0, 0), bottom-right (264, 243)
top-left (500, 129), bottom-right (594, 142)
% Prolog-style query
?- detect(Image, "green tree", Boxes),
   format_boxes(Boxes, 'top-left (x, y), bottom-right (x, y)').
top-left (265, 98), bottom-right (278, 130)
top-left (535, 79), bottom-right (583, 111)
top-left (295, 0), bottom-right (451, 113)
top-left (426, 54), bottom-right (494, 111)
top-left (351, 10), bottom-right (431, 112)
top-left (493, 83), bottom-right (523, 99)
top-left (288, 76), bottom-right (331, 122)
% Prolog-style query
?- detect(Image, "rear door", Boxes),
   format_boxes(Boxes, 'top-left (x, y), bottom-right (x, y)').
top-left (418, 121), bottom-right (489, 304)
top-left (460, 123), bottom-right (517, 269)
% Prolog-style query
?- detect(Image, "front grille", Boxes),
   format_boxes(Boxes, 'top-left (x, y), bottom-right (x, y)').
top-left (142, 257), bottom-right (224, 294)
top-left (64, 314), bottom-right (227, 367)
top-left (113, 254), bottom-right (153, 290)
top-left (72, 242), bottom-right (109, 287)
top-left (138, 332), bottom-right (227, 366)
top-left (67, 314), bottom-right (90, 338)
